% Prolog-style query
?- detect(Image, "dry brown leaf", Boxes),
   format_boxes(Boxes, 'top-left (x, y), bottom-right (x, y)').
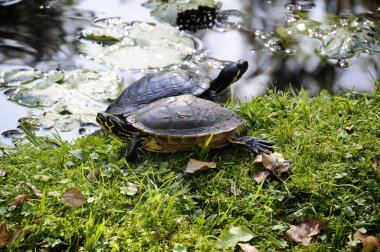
top-left (253, 155), bottom-right (263, 164)
top-left (0, 221), bottom-right (22, 248)
top-left (253, 170), bottom-right (270, 184)
top-left (0, 221), bottom-right (11, 247)
top-left (87, 168), bottom-right (100, 181)
top-left (19, 181), bottom-right (42, 197)
top-left (10, 194), bottom-right (29, 206)
top-left (354, 231), bottom-right (380, 252)
top-left (238, 242), bottom-right (260, 252)
top-left (285, 219), bottom-right (326, 246)
top-left (0, 168), bottom-right (8, 177)
top-left (184, 159), bottom-right (216, 173)
top-left (262, 152), bottom-right (291, 173)
top-left (61, 187), bottom-right (87, 208)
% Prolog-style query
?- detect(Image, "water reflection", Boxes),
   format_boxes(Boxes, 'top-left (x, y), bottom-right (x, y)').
top-left (0, 0), bottom-right (379, 143)
top-left (0, 0), bottom-right (92, 68)
top-left (198, 0), bottom-right (379, 99)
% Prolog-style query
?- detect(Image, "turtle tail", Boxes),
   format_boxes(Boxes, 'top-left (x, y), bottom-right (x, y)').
top-left (230, 136), bottom-right (274, 155)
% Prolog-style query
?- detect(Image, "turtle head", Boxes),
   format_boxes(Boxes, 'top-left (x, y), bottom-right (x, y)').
top-left (209, 59), bottom-right (248, 94)
top-left (96, 112), bottom-right (135, 141)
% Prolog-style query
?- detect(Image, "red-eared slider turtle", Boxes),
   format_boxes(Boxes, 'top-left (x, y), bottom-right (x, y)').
top-left (97, 94), bottom-right (273, 161)
top-left (105, 60), bottom-right (248, 115)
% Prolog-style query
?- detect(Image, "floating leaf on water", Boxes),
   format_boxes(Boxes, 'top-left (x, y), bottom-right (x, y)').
top-left (61, 187), bottom-right (87, 208)
top-left (320, 27), bottom-right (358, 59)
top-left (184, 159), bottom-right (216, 173)
top-left (284, 16), bottom-right (380, 60)
top-left (64, 69), bottom-right (120, 101)
top-left (217, 226), bottom-right (254, 249)
top-left (79, 20), bottom-right (198, 70)
top-left (1, 69), bottom-right (41, 87)
top-left (4, 69), bottom-right (121, 132)
top-left (144, 0), bottom-right (217, 25)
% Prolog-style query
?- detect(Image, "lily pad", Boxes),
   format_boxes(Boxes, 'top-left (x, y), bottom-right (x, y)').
top-left (284, 16), bottom-right (380, 59)
top-left (79, 19), bottom-right (199, 70)
top-left (2, 69), bottom-right (121, 132)
top-left (143, 0), bottom-right (218, 25)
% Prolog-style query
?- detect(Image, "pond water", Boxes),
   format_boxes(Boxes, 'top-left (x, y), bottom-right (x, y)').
top-left (0, 0), bottom-right (379, 144)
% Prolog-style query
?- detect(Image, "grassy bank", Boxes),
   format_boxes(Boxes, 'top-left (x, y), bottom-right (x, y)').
top-left (1, 89), bottom-right (379, 251)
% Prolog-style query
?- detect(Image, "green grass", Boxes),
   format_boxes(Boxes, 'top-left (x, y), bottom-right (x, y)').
top-left (1, 89), bottom-right (379, 251)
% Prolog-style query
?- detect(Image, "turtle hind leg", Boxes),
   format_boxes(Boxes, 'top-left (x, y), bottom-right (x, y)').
top-left (231, 136), bottom-right (274, 155)
top-left (125, 135), bottom-right (142, 162)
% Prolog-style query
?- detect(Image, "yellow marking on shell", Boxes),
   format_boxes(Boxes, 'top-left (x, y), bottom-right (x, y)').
top-left (143, 132), bottom-right (234, 153)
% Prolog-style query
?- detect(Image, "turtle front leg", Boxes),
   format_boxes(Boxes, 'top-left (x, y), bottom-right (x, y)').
top-left (230, 136), bottom-right (274, 155)
top-left (201, 90), bottom-right (217, 102)
top-left (125, 135), bottom-right (142, 162)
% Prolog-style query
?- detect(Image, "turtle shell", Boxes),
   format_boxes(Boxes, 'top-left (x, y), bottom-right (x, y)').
top-left (125, 95), bottom-right (246, 152)
top-left (106, 71), bottom-right (210, 115)
top-left (126, 94), bottom-right (245, 137)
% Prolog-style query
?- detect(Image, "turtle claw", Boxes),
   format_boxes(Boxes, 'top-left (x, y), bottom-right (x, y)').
top-left (232, 136), bottom-right (274, 155)
top-left (256, 139), bottom-right (274, 154)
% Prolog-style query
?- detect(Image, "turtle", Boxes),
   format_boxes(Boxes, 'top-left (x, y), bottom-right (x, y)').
top-left (96, 94), bottom-right (274, 161)
top-left (105, 59), bottom-right (248, 115)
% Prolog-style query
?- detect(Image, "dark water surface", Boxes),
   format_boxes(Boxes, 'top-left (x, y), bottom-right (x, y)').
top-left (0, 0), bottom-right (379, 143)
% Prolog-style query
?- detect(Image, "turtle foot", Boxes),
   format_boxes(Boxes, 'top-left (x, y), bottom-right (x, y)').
top-left (232, 136), bottom-right (274, 155)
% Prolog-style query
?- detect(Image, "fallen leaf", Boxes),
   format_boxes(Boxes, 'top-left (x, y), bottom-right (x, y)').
top-left (87, 168), bottom-right (100, 181)
top-left (184, 159), bottom-right (216, 173)
top-left (61, 188), bottom-right (87, 208)
top-left (10, 194), bottom-right (29, 206)
top-left (0, 168), bottom-right (7, 177)
top-left (19, 181), bottom-right (42, 197)
top-left (285, 219), bottom-right (326, 246)
top-left (262, 152), bottom-right (291, 173)
top-left (354, 230), bottom-right (380, 252)
top-left (217, 226), bottom-right (254, 249)
top-left (238, 243), bottom-right (260, 252)
top-left (252, 170), bottom-right (270, 184)
top-left (0, 221), bottom-right (11, 247)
